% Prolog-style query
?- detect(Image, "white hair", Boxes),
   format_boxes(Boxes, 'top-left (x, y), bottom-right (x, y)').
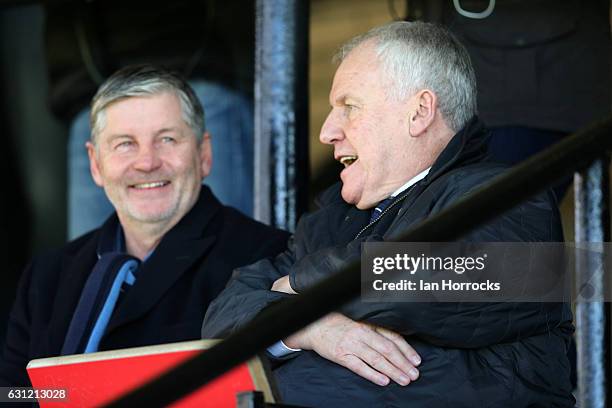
top-left (335, 21), bottom-right (477, 132)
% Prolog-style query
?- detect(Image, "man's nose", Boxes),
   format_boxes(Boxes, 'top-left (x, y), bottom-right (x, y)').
top-left (319, 111), bottom-right (344, 145)
top-left (133, 144), bottom-right (162, 172)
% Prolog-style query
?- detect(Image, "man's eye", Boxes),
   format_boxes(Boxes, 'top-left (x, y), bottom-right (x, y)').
top-left (344, 104), bottom-right (357, 115)
top-left (161, 136), bottom-right (176, 143)
top-left (115, 141), bottom-right (134, 150)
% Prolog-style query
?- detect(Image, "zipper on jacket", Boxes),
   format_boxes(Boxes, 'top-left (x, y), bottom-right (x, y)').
top-left (354, 190), bottom-right (411, 240)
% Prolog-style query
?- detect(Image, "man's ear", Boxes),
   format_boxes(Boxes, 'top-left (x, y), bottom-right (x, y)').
top-left (86, 141), bottom-right (104, 187)
top-left (408, 89), bottom-right (437, 137)
top-left (199, 132), bottom-right (213, 178)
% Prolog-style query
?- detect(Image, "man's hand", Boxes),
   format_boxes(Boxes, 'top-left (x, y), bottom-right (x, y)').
top-left (271, 275), bottom-right (297, 294)
top-left (284, 312), bottom-right (421, 386)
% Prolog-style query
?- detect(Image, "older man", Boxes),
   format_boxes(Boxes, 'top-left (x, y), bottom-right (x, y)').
top-left (0, 65), bottom-right (289, 386)
top-left (202, 22), bottom-right (574, 407)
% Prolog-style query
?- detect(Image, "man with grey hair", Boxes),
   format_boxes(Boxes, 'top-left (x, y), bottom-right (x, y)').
top-left (0, 65), bottom-right (289, 386)
top-left (202, 22), bottom-right (574, 406)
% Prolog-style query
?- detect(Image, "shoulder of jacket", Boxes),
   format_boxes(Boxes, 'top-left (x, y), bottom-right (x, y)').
top-left (219, 205), bottom-right (291, 239)
top-left (429, 162), bottom-right (509, 195)
top-left (30, 228), bottom-right (99, 266)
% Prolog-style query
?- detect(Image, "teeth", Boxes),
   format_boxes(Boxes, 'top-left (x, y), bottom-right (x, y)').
top-left (133, 181), bottom-right (168, 189)
top-left (340, 156), bottom-right (358, 167)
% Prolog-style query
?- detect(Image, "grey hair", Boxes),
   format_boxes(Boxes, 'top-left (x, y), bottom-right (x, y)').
top-left (335, 21), bottom-right (477, 132)
top-left (90, 65), bottom-right (205, 143)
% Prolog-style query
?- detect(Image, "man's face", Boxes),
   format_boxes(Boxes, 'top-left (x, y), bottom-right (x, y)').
top-left (320, 42), bottom-right (423, 210)
top-left (87, 92), bottom-right (211, 228)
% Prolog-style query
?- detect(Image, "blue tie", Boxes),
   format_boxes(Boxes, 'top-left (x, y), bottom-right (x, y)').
top-left (61, 253), bottom-right (139, 355)
top-left (370, 197), bottom-right (395, 223)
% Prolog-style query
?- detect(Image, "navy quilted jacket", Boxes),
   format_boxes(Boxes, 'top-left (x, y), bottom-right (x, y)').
top-left (202, 117), bottom-right (574, 407)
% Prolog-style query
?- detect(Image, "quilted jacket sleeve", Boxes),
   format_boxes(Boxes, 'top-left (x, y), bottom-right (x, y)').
top-left (287, 192), bottom-right (572, 349)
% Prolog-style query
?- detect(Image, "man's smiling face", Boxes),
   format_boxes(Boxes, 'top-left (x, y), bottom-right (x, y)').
top-left (87, 91), bottom-right (211, 228)
top-left (319, 41), bottom-right (422, 210)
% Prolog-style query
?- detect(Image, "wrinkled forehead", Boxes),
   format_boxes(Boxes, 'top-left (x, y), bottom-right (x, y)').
top-left (100, 93), bottom-right (190, 137)
top-left (329, 42), bottom-right (388, 103)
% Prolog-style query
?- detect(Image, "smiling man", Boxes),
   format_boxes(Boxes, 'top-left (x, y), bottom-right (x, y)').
top-left (0, 65), bottom-right (289, 386)
top-left (202, 22), bottom-right (574, 407)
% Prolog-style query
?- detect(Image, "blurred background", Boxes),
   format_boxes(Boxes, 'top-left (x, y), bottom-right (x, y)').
top-left (0, 4), bottom-right (610, 396)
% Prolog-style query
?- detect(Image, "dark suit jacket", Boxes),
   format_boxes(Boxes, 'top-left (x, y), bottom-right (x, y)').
top-left (0, 186), bottom-right (289, 386)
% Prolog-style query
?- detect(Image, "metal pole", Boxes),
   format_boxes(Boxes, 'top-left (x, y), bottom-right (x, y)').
top-left (254, 0), bottom-right (309, 231)
top-left (575, 158), bottom-right (610, 408)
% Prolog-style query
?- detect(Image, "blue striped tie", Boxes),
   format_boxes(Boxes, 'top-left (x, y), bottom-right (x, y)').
top-left (370, 197), bottom-right (394, 223)
top-left (61, 253), bottom-right (139, 355)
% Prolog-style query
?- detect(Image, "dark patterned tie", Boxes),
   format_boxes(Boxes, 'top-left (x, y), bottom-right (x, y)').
top-left (369, 197), bottom-right (395, 223)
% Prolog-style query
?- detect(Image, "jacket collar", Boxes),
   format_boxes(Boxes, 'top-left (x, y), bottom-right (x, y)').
top-left (48, 235), bottom-right (99, 354)
top-left (48, 187), bottom-right (222, 352)
top-left (421, 116), bottom-right (490, 186)
top-left (106, 186), bottom-right (221, 332)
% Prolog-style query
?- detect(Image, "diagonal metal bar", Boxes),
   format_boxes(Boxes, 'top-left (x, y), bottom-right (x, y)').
top-left (106, 115), bottom-right (612, 407)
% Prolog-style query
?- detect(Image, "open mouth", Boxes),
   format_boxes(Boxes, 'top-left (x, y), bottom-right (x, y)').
top-left (130, 181), bottom-right (170, 189)
top-left (339, 155), bottom-right (358, 168)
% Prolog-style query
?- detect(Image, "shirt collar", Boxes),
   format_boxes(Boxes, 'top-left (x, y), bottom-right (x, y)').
top-left (390, 167), bottom-right (431, 198)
